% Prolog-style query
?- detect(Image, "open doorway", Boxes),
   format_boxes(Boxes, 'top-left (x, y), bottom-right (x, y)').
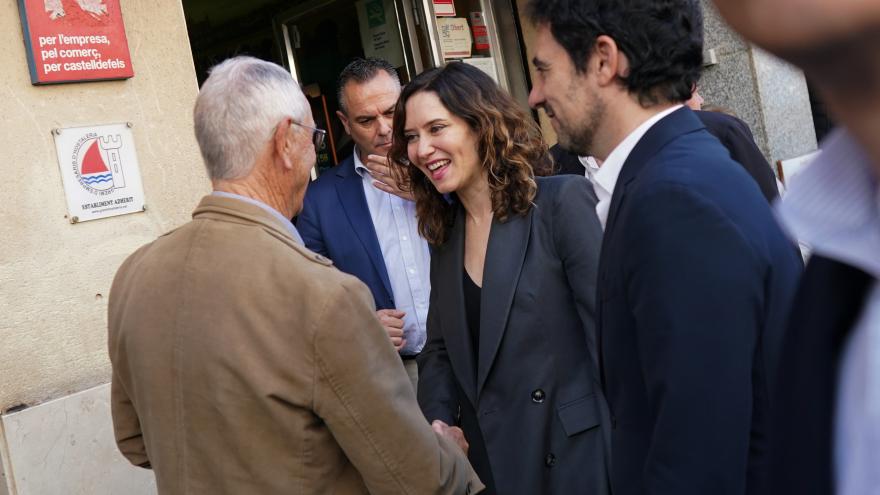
top-left (182, 0), bottom-right (421, 176)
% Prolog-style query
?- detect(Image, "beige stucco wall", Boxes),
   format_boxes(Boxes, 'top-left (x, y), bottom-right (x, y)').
top-left (0, 0), bottom-right (207, 410)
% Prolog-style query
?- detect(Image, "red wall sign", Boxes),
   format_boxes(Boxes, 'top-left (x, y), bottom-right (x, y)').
top-left (17, 0), bottom-right (134, 85)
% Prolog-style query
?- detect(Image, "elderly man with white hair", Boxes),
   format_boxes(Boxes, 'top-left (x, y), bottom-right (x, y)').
top-left (107, 56), bottom-right (483, 495)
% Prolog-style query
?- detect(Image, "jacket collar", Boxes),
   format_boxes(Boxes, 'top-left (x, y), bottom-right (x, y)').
top-left (334, 155), bottom-right (395, 298)
top-left (436, 203), bottom-right (533, 404)
top-left (477, 206), bottom-right (532, 397)
top-left (193, 194), bottom-right (301, 246)
top-left (603, 107), bottom-right (705, 238)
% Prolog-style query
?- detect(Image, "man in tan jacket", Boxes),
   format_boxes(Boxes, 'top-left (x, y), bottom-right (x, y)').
top-left (108, 56), bottom-right (483, 495)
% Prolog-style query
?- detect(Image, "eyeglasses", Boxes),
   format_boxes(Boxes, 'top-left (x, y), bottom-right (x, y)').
top-left (290, 120), bottom-right (327, 150)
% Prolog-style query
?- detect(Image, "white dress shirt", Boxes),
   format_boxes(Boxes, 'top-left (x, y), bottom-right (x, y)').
top-left (592, 105), bottom-right (683, 229)
top-left (578, 155), bottom-right (601, 181)
top-left (353, 149), bottom-right (431, 355)
top-left (777, 129), bottom-right (880, 495)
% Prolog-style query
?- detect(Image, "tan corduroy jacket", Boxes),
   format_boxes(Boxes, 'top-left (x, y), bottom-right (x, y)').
top-left (108, 195), bottom-right (483, 494)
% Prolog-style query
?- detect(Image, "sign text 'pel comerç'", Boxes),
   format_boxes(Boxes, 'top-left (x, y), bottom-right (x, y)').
top-left (17, 0), bottom-right (134, 84)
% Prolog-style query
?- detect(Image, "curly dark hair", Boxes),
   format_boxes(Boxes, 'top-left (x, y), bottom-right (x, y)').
top-left (526, 0), bottom-right (704, 106)
top-left (388, 63), bottom-right (551, 245)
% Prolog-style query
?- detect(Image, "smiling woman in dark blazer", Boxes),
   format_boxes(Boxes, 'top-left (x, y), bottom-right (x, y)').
top-left (389, 62), bottom-right (608, 495)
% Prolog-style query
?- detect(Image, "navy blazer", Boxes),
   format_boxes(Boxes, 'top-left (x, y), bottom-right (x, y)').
top-left (418, 176), bottom-right (609, 495)
top-left (296, 156), bottom-right (394, 309)
top-left (598, 108), bottom-right (802, 495)
top-left (770, 256), bottom-right (874, 495)
top-left (695, 110), bottom-right (780, 203)
top-left (551, 114), bottom-right (780, 203)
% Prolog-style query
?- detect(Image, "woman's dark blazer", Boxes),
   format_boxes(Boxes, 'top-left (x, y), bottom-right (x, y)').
top-left (417, 175), bottom-right (610, 495)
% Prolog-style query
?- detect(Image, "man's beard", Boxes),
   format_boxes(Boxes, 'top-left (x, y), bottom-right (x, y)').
top-left (554, 90), bottom-right (605, 157)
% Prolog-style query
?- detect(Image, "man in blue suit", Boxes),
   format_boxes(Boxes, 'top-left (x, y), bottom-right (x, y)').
top-left (526, 1), bottom-right (802, 494)
top-left (297, 58), bottom-right (430, 389)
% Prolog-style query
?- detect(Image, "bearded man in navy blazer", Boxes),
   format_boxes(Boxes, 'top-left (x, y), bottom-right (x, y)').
top-left (526, 1), bottom-right (802, 494)
top-left (297, 58), bottom-right (430, 389)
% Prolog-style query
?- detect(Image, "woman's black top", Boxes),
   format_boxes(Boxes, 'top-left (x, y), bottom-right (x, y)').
top-left (463, 267), bottom-right (481, 369)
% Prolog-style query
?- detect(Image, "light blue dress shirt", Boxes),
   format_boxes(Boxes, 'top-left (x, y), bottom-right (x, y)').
top-left (354, 150), bottom-right (430, 355)
top-left (777, 129), bottom-right (880, 495)
top-left (211, 191), bottom-right (304, 245)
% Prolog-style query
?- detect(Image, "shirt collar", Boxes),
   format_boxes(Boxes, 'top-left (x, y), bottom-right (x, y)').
top-left (210, 191), bottom-right (304, 245)
top-left (593, 104), bottom-right (683, 198)
top-left (777, 129), bottom-right (880, 278)
top-left (352, 146), bottom-right (369, 179)
top-left (578, 155), bottom-right (600, 179)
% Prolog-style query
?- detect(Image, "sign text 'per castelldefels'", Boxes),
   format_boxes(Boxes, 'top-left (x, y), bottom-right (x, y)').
top-left (18, 0), bottom-right (134, 84)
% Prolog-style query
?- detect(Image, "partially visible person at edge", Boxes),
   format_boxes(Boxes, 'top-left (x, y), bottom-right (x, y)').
top-left (711, 1), bottom-right (880, 494)
top-left (297, 58), bottom-right (429, 391)
top-left (526, 1), bottom-right (803, 494)
top-left (388, 62), bottom-right (608, 495)
top-left (686, 89), bottom-right (781, 202)
top-left (108, 56), bottom-right (482, 495)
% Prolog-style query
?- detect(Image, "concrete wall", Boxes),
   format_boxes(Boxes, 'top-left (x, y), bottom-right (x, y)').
top-left (0, 0), bottom-right (206, 491)
top-left (699, 0), bottom-right (818, 164)
top-left (0, 385), bottom-right (156, 494)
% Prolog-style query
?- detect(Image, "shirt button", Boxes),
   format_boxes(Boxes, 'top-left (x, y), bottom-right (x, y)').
top-left (545, 453), bottom-right (556, 467)
top-left (408, 268), bottom-right (415, 274)
top-left (531, 389), bottom-right (545, 403)
top-left (402, 236), bottom-right (408, 241)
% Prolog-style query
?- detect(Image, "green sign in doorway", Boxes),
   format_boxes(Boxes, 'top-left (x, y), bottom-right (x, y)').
top-left (366, 0), bottom-right (385, 28)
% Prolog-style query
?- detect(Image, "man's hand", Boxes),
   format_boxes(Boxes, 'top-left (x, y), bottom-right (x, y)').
top-left (376, 309), bottom-right (407, 351)
top-left (432, 420), bottom-right (469, 455)
top-left (365, 154), bottom-right (415, 201)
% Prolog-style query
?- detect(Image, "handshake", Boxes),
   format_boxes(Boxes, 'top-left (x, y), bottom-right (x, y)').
top-left (431, 420), bottom-right (469, 454)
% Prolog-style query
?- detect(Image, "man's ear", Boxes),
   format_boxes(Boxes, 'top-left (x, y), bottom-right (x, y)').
top-left (593, 35), bottom-right (627, 86)
top-left (336, 110), bottom-right (352, 136)
top-left (273, 118), bottom-right (295, 170)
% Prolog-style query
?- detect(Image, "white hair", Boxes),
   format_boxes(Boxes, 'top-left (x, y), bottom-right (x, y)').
top-left (194, 56), bottom-right (309, 180)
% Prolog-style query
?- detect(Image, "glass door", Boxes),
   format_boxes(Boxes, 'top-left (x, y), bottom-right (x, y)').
top-left (274, 0), bottom-right (421, 177)
top-left (420, 0), bottom-right (510, 89)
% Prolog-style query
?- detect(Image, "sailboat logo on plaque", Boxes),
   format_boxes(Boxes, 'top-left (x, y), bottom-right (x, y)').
top-left (72, 132), bottom-right (126, 194)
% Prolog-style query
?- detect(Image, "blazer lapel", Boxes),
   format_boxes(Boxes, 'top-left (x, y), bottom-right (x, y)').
top-left (603, 107), bottom-right (705, 240)
top-left (597, 108), bottom-right (706, 380)
top-left (477, 209), bottom-right (533, 396)
top-left (436, 206), bottom-right (478, 406)
top-left (334, 158), bottom-right (394, 299)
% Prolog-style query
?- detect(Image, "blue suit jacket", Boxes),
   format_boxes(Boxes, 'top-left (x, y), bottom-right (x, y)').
top-left (296, 156), bottom-right (394, 310)
top-left (770, 256), bottom-right (873, 495)
top-left (597, 108), bottom-right (802, 495)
